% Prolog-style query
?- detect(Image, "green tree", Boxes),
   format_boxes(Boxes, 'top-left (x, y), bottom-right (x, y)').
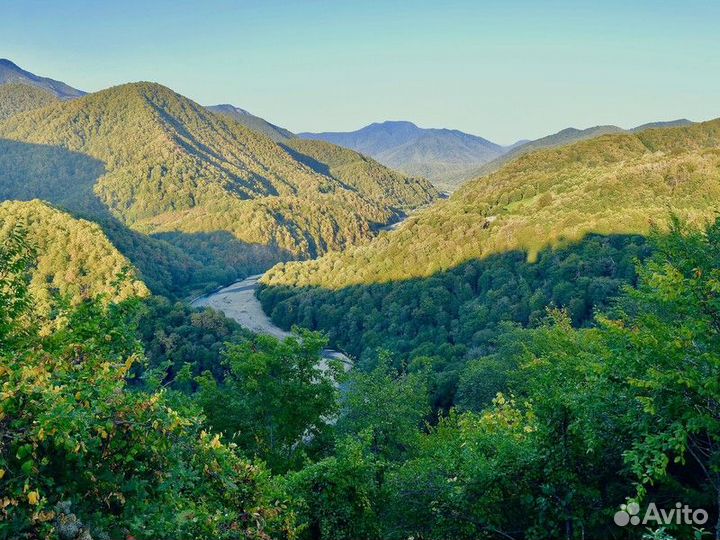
top-left (601, 217), bottom-right (720, 538)
top-left (196, 329), bottom-right (341, 472)
top-left (0, 233), bottom-right (295, 539)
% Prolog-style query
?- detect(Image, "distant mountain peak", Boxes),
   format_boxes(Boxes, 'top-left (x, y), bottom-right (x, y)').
top-left (206, 103), bottom-right (295, 142)
top-left (369, 120), bottom-right (419, 128)
top-left (299, 121), bottom-right (505, 191)
top-left (0, 59), bottom-right (85, 100)
top-left (208, 103), bottom-right (253, 116)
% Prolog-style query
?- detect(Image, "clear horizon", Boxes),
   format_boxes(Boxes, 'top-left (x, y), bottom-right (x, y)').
top-left (3, 0), bottom-right (718, 144)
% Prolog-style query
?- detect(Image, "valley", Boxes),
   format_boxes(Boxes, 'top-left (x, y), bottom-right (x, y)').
top-left (1, 37), bottom-right (719, 540)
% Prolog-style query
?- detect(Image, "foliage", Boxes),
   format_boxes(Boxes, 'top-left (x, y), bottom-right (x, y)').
top-left (261, 234), bottom-right (651, 407)
top-left (0, 200), bottom-right (148, 315)
top-left (286, 435), bottom-right (383, 540)
top-left (0, 232), bottom-right (295, 539)
top-left (136, 295), bottom-right (251, 388)
top-left (335, 355), bottom-right (430, 461)
top-left (280, 217), bottom-right (720, 539)
top-left (196, 330), bottom-right (341, 472)
top-left (599, 217), bottom-right (720, 521)
top-left (264, 118), bottom-right (720, 290)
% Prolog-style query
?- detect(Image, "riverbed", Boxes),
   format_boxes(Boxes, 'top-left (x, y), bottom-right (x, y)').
top-left (191, 274), bottom-right (352, 367)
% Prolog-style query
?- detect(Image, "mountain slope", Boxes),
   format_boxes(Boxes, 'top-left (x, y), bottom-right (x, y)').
top-left (300, 121), bottom-right (505, 191)
top-left (0, 59), bottom-right (86, 100)
top-left (460, 119), bottom-right (696, 181)
top-left (0, 200), bottom-right (147, 312)
top-left (258, 119), bottom-right (720, 370)
top-left (0, 83), bottom-right (58, 122)
top-left (629, 118), bottom-right (693, 132)
top-left (206, 104), bottom-right (295, 142)
top-left (282, 138), bottom-right (435, 216)
top-left (0, 82), bottom-right (437, 293)
top-left (263, 118), bottom-right (720, 290)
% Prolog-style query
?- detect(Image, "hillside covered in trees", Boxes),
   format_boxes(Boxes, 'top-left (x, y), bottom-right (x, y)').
top-left (0, 200), bottom-right (147, 312)
top-left (259, 119), bottom-right (720, 401)
top-left (3, 211), bottom-right (719, 539)
top-left (457, 118), bottom-right (694, 182)
top-left (0, 82), bottom-right (437, 296)
top-left (0, 83), bottom-right (58, 122)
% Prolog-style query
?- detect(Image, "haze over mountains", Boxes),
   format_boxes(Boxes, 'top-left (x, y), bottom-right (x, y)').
top-left (301, 118), bottom-right (696, 190)
top-left (0, 58), bottom-right (86, 100)
top-left (300, 121), bottom-right (509, 191)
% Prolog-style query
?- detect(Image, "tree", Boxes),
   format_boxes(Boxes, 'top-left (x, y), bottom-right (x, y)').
top-left (336, 354), bottom-right (430, 462)
top-left (196, 329), bottom-right (341, 472)
top-left (601, 217), bottom-right (720, 538)
top-left (0, 232), bottom-right (295, 539)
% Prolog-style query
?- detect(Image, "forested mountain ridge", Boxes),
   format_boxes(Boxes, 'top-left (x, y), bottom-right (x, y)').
top-left (300, 120), bottom-right (507, 191)
top-left (258, 118), bottom-right (720, 388)
top-left (0, 83), bottom-right (58, 122)
top-left (0, 58), bottom-right (86, 100)
top-left (206, 103), bottom-right (296, 142)
top-left (263, 118), bottom-right (720, 290)
top-left (460, 118), bottom-right (695, 181)
top-left (283, 138), bottom-right (436, 210)
top-left (0, 82), bottom-right (437, 295)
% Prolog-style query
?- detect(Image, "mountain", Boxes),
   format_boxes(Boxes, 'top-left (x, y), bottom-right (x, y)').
top-left (263, 117), bottom-right (720, 290)
top-left (0, 58), bottom-right (86, 100)
top-left (300, 120), bottom-right (506, 191)
top-left (0, 83), bottom-right (58, 122)
top-left (206, 104), bottom-right (295, 142)
top-left (0, 82), bottom-right (437, 295)
top-left (459, 119), bottom-right (696, 181)
top-left (258, 117), bottom-right (720, 371)
top-left (629, 118), bottom-right (694, 132)
top-left (0, 200), bottom-right (148, 312)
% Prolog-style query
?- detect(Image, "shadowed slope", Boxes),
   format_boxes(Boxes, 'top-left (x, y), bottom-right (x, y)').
top-left (0, 82), bottom-right (438, 293)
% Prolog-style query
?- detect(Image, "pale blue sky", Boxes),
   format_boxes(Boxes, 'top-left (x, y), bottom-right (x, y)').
top-left (2, 0), bottom-right (718, 143)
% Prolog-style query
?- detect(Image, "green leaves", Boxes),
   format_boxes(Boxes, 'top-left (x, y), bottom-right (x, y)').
top-left (0, 236), bottom-right (295, 539)
top-left (197, 329), bottom-right (339, 472)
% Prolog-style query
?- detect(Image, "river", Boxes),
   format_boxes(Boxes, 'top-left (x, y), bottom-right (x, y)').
top-left (189, 214), bottom-right (418, 368)
top-left (191, 274), bottom-right (352, 368)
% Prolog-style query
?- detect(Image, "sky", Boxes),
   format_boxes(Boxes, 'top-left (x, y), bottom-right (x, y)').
top-left (2, 0), bottom-right (719, 144)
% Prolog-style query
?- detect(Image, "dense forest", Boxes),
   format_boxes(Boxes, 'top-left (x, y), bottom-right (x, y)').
top-left (259, 120), bottom-right (720, 405)
top-left (260, 233), bottom-right (652, 408)
top-left (0, 82), bottom-right (437, 297)
top-left (263, 118), bottom-right (720, 290)
top-left (0, 200), bottom-right (147, 312)
top-left (2, 213), bottom-right (719, 539)
top-left (0, 83), bottom-right (57, 122)
top-left (1, 66), bottom-right (719, 540)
